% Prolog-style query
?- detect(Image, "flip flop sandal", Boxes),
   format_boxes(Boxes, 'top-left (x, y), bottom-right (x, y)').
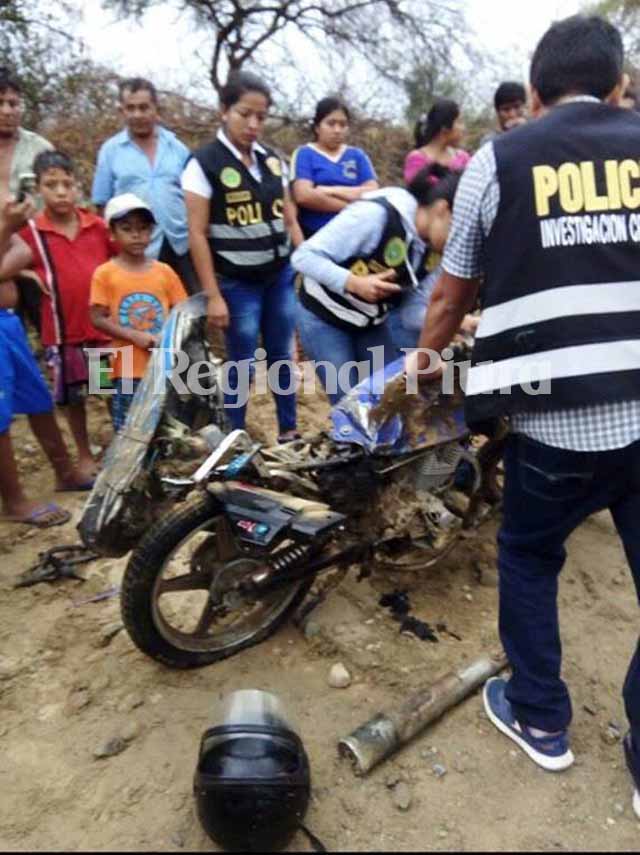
top-left (13, 503), bottom-right (72, 529)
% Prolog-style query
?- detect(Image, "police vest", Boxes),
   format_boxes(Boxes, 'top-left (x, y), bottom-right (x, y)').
top-left (465, 101), bottom-right (640, 424)
top-left (300, 198), bottom-right (422, 331)
top-left (193, 140), bottom-right (290, 281)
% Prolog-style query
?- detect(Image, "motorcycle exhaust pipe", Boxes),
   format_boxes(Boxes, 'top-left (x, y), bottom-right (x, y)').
top-left (338, 651), bottom-right (508, 776)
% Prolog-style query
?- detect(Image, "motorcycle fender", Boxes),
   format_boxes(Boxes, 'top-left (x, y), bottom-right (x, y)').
top-left (206, 481), bottom-right (345, 547)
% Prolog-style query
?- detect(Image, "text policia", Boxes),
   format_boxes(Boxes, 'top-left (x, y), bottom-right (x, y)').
top-left (534, 159), bottom-right (640, 249)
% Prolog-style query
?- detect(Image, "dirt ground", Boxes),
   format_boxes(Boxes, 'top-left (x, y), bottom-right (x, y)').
top-left (1, 388), bottom-right (640, 853)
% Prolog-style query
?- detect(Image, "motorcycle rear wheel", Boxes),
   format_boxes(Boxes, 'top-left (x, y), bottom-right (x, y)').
top-left (121, 493), bottom-right (312, 669)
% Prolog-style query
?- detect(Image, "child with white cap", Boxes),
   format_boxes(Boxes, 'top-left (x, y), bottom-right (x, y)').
top-left (89, 193), bottom-right (188, 431)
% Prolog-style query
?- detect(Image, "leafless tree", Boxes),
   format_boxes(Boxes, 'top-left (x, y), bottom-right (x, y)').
top-left (587, 0), bottom-right (640, 68)
top-left (104, 0), bottom-right (467, 97)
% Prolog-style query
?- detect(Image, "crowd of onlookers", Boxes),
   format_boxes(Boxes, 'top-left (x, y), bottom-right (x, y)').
top-left (0, 60), bottom-right (636, 529)
top-left (5, 13), bottom-right (640, 818)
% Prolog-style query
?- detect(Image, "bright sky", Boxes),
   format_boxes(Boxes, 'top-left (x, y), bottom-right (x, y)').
top-left (466, 0), bottom-right (582, 55)
top-left (76, 0), bottom-right (583, 108)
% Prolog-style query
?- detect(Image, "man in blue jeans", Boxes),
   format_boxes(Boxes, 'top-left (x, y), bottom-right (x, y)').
top-left (414, 15), bottom-right (640, 816)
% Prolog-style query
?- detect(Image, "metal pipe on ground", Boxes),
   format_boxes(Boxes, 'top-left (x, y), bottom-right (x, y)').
top-left (338, 651), bottom-right (508, 776)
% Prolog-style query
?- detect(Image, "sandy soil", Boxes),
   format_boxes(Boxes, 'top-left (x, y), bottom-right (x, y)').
top-left (1, 389), bottom-right (639, 852)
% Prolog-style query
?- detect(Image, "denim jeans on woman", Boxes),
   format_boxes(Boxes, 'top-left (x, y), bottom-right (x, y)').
top-left (219, 264), bottom-right (297, 433)
top-left (387, 267), bottom-right (438, 356)
top-left (296, 300), bottom-right (396, 404)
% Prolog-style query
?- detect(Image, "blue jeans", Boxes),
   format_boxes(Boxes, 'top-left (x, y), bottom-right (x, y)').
top-left (387, 287), bottom-right (430, 356)
top-left (220, 265), bottom-right (297, 433)
top-left (296, 301), bottom-right (396, 404)
top-left (499, 433), bottom-right (640, 773)
top-left (387, 310), bottom-right (420, 355)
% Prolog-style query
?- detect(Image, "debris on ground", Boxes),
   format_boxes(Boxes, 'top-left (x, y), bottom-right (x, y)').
top-left (15, 545), bottom-right (98, 588)
top-left (379, 590), bottom-right (411, 618)
top-left (98, 622), bottom-right (124, 648)
top-left (121, 722), bottom-right (141, 743)
top-left (379, 590), bottom-right (445, 644)
top-left (436, 623), bottom-right (463, 642)
top-left (66, 688), bottom-right (91, 714)
top-left (93, 737), bottom-right (129, 760)
top-left (390, 781), bottom-right (412, 812)
top-left (3, 392), bottom-right (640, 851)
top-left (118, 693), bottom-right (145, 713)
top-left (601, 722), bottom-right (623, 745)
top-left (328, 663), bottom-right (352, 689)
top-left (72, 586), bottom-right (121, 607)
top-left (474, 559), bottom-right (499, 588)
top-left (399, 616), bottom-right (438, 643)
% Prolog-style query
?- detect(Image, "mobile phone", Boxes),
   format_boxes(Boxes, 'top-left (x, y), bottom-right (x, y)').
top-left (16, 172), bottom-right (37, 203)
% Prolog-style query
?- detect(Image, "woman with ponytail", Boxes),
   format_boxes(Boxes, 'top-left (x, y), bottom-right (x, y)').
top-left (388, 163), bottom-right (462, 352)
top-left (404, 99), bottom-right (470, 184)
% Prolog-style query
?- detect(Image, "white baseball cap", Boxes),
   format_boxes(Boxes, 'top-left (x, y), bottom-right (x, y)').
top-left (104, 193), bottom-right (156, 226)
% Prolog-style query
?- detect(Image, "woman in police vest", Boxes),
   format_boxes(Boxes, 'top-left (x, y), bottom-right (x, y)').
top-left (182, 71), bottom-right (303, 442)
top-left (291, 164), bottom-right (457, 403)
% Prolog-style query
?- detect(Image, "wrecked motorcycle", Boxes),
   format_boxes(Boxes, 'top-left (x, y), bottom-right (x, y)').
top-left (79, 295), bottom-right (503, 669)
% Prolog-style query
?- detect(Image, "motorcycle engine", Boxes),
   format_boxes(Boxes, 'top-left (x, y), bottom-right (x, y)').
top-left (371, 441), bottom-right (471, 548)
top-left (414, 442), bottom-right (465, 492)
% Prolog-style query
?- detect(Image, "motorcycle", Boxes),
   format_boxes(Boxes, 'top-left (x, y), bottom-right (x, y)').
top-left (79, 295), bottom-right (504, 670)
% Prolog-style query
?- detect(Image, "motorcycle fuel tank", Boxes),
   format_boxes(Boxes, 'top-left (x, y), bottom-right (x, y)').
top-left (330, 357), bottom-right (468, 455)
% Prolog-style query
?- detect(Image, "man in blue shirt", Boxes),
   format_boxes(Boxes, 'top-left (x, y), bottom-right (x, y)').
top-left (92, 78), bottom-right (198, 293)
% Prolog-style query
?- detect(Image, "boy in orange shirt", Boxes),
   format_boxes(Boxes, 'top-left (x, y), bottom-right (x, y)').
top-left (90, 194), bottom-right (188, 431)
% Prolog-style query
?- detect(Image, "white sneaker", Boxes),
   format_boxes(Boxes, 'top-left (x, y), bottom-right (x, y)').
top-left (633, 789), bottom-right (640, 820)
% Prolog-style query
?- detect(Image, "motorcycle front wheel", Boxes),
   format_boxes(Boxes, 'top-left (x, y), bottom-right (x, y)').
top-left (121, 493), bottom-right (312, 669)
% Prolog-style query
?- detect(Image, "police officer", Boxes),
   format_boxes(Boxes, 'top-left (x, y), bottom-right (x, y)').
top-left (414, 14), bottom-right (640, 814)
top-left (292, 164), bottom-right (462, 402)
top-left (182, 71), bottom-right (303, 443)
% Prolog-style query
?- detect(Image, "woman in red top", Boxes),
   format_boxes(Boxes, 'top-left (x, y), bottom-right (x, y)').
top-left (0, 151), bottom-right (113, 481)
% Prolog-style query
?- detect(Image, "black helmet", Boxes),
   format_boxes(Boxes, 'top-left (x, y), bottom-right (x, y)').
top-left (194, 691), bottom-right (311, 852)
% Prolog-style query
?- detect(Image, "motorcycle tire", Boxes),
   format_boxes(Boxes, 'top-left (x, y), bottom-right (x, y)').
top-left (121, 493), bottom-right (313, 669)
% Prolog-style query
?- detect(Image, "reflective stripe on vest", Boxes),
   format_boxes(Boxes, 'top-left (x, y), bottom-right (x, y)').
top-left (467, 338), bottom-right (640, 397)
top-left (476, 280), bottom-right (640, 340)
top-left (303, 277), bottom-right (386, 328)
top-left (218, 248), bottom-right (285, 267)
top-left (209, 220), bottom-right (286, 240)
